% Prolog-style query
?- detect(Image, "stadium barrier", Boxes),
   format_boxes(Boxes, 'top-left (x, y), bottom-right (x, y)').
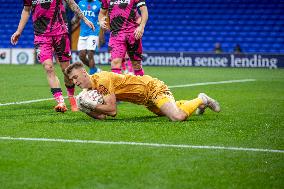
top-left (0, 48), bottom-right (34, 65)
top-left (1, 48), bottom-right (284, 69)
top-left (73, 51), bottom-right (284, 69)
top-left (141, 52), bottom-right (284, 69)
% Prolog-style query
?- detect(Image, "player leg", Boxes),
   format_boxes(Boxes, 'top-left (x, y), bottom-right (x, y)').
top-left (78, 36), bottom-right (89, 67)
top-left (54, 34), bottom-right (78, 112)
top-left (148, 80), bottom-right (187, 121)
top-left (86, 36), bottom-right (99, 74)
top-left (87, 50), bottom-right (96, 74)
top-left (109, 34), bottom-right (127, 74)
top-left (195, 93), bottom-right (221, 115)
top-left (127, 33), bottom-right (144, 76)
top-left (126, 59), bottom-right (134, 74)
top-left (79, 50), bottom-right (88, 66)
top-left (158, 95), bottom-right (211, 121)
top-left (150, 92), bottom-right (188, 121)
top-left (35, 36), bottom-right (67, 112)
top-left (124, 52), bottom-right (133, 74)
top-left (146, 104), bottom-right (165, 116)
top-left (150, 80), bottom-right (219, 121)
top-left (176, 93), bottom-right (221, 117)
top-left (43, 59), bottom-right (68, 112)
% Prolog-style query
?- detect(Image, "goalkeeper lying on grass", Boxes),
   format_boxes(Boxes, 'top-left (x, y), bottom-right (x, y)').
top-left (65, 62), bottom-right (221, 121)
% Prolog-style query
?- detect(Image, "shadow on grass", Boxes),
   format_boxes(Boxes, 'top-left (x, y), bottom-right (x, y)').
top-left (1, 104), bottom-right (218, 125)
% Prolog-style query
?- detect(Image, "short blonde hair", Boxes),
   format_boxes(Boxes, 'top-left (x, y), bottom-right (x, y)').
top-left (65, 62), bottom-right (85, 75)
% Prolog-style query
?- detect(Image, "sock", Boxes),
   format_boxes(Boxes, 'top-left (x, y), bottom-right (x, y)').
top-left (176, 100), bottom-right (187, 107)
top-left (127, 60), bottom-right (133, 73)
top-left (111, 68), bottom-right (122, 74)
top-left (51, 88), bottom-right (64, 104)
top-left (134, 68), bottom-right (144, 76)
top-left (90, 67), bottom-right (98, 75)
top-left (176, 98), bottom-right (203, 117)
top-left (65, 84), bottom-right (75, 97)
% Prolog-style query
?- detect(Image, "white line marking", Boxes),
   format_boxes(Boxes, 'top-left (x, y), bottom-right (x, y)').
top-left (0, 79), bottom-right (256, 107)
top-left (0, 96), bottom-right (67, 107)
top-left (0, 136), bottom-right (282, 154)
top-left (0, 98), bottom-right (55, 106)
top-left (168, 79), bottom-right (256, 88)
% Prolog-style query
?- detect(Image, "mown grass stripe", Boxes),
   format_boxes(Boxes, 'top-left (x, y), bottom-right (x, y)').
top-left (0, 79), bottom-right (255, 107)
top-left (168, 79), bottom-right (256, 88)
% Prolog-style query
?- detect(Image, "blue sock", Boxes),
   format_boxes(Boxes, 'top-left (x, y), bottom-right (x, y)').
top-left (89, 67), bottom-right (98, 74)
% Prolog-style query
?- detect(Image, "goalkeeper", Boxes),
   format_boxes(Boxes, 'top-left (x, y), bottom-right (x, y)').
top-left (65, 62), bottom-right (221, 121)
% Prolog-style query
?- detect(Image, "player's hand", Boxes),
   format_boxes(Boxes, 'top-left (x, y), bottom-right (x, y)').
top-left (11, 31), bottom-right (21, 45)
top-left (83, 18), bottom-right (95, 31)
top-left (134, 25), bottom-right (144, 40)
top-left (99, 17), bottom-right (109, 30)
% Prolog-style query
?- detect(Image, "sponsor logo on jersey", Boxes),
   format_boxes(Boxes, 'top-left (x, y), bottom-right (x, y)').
top-left (98, 85), bottom-right (109, 96)
top-left (82, 10), bottom-right (96, 17)
top-left (110, 0), bottom-right (130, 6)
top-left (32, 0), bottom-right (53, 5)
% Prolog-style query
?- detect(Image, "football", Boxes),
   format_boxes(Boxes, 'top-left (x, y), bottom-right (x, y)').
top-left (76, 90), bottom-right (104, 113)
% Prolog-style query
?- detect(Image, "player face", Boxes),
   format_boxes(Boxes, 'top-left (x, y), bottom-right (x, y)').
top-left (69, 68), bottom-right (92, 89)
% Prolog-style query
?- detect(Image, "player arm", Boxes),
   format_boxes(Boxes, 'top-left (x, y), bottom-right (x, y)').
top-left (17, 6), bottom-right (31, 33)
top-left (65, 0), bottom-right (94, 30)
top-left (86, 111), bottom-right (107, 120)
top-left (98, 8), bottom-right (108, 30)
top-left (134, 3), bottom-right (148, 39)
top-left (71, 15), bottom-right (80, 32)
top-left (65, 0), bottom-right (85, 21)
top-left (138, 5), bottom-right (148, 29)
top-left (11, 6), bottom-right (31, 45)
top-left (94, 94), bottom-right (117, 117)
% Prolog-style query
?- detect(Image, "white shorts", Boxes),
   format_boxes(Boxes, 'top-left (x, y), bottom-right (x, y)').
top-left (77, 36), bottom-right (99, 51)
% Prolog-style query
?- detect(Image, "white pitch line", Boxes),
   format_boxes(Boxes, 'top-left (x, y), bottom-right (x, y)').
top-left (0, 136), bottom-right (283, 154)
top-left (168, 79), bottom-right (256, 88)
top-left (0, 96), bottom-right (67, 107)
top-left (0, 97), bottom-right (55, 106)
top-left (0, 79), bottom-right (256, 107)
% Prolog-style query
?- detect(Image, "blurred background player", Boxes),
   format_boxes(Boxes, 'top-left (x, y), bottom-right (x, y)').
top-left (98, 0), bottom-right (148, 76)
top-left (65, 62), bottom-right (221, 121)
top-left (11, 0), bottom-right (94, 112)
top-left (72, 0), bottom-right (102, 75)
top-left (214, 42), bottom-right (223, 54)
top-left (233, 44), bottom-right (243, 54)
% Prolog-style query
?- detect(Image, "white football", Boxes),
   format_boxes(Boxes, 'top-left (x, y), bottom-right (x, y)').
top-left (76, 90), bottom-right (104, 113)
top-left (84, 90), bottom-right (104, 104)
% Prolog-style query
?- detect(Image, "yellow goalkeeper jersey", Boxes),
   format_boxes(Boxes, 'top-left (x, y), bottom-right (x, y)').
top-left (90, 71), bottom-right (171, 106)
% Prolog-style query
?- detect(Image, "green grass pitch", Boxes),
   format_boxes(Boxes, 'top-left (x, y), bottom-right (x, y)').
top-left (0, 64), bottom-right (283, 188)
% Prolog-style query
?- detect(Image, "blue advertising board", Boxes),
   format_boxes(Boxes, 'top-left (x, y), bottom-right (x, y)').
top-left (142, 52), bottom-right (284, 69)
top-left (71, 51), bottom-right (284, 69)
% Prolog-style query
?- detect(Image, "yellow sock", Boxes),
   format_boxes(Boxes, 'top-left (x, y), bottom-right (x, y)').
top-left (176, 100), bottom-right (186, 107)
top-left (176, 98), bottom-right (203, 116)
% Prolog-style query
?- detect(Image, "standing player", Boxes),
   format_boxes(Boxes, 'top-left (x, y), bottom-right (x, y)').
top-left (11, 0), bottom-right (94, 112)
top-left (72, 0), bottom-right (102, 74)
top-left (98, 0), bottom-right (148, 76)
